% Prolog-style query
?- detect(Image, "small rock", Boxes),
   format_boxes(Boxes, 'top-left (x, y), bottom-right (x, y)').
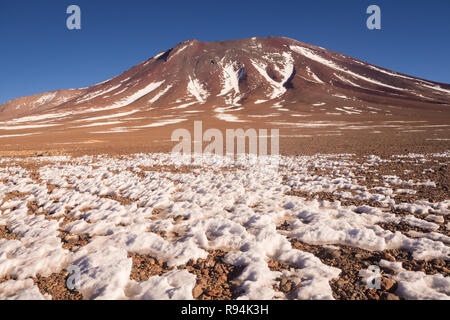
top-left (336, 279), bottom-right (347, 287)
top-left (361, 261), bottom-right (371, 267)
top-left (208, 289), bottom-right (219, 296)
top-left (281, 280), bottom-right (292, 292)
top-left (219, 274), bottom-right (227, 283)
top-left (214, 264), bottom-right (223, 273)
top-left (158, 231), bottom-right (166, 238)
top-left (174, 215), bottom-right (185, 222)
top-left (186, 266), bottom-right (194, 272)
top-left (205, 259), bottom-right (216, 268)
top-left (381, 252), bottom-right (396, 262)
top-left (192, 285), bottom-right (203, 299)
top-left (367, 291), bottom-right (380, 300)
top-left (354, 253), bottom-right (364, 259)
top-left (381, 277), bottom-right (397, 291)
top-left (384, 293), bottom-right (400, 300)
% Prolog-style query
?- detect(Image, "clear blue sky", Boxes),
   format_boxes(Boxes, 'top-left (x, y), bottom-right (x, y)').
top-left (1, 0), bottom-right (449, 104)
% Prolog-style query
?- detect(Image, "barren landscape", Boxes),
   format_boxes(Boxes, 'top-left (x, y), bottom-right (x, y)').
top-left (0, 37), bottom-right (449, 300)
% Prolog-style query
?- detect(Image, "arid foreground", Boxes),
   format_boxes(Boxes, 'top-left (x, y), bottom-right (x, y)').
top-left (0, 150), bottom-right (448, 300)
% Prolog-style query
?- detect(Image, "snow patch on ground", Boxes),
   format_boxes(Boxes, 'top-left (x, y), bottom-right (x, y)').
top-left (187, 77), bottom-right (209, 104)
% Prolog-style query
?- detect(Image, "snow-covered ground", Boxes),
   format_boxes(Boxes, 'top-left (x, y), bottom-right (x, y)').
top-left (0, 152), bottom-right (448, 300)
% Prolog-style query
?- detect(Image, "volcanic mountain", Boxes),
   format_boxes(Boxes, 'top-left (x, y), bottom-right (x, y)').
top-left (1, 37), bottom-right (449, 155)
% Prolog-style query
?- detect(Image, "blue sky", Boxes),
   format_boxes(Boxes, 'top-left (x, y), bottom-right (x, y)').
top-left (0, 0), bottom-right (449, 104)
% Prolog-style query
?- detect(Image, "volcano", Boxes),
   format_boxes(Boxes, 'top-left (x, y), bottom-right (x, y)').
top-left (1, 37), bottom-right (449, 155)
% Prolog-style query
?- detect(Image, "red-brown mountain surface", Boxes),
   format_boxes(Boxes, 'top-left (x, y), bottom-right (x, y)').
top-left (1, 37), bottom-right (449, 155)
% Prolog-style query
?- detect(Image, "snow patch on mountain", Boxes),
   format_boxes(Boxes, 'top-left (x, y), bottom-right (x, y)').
top-left (149, 85), bottom-right (173, 104)
top-left (290, 45), bottom-right (407, 92)
top-left (251, 52), bottom-right (294, 100)
top-left (218, 60), bottom-right (242, 106)
top-left (99, 81), bottom-right (166, 111)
